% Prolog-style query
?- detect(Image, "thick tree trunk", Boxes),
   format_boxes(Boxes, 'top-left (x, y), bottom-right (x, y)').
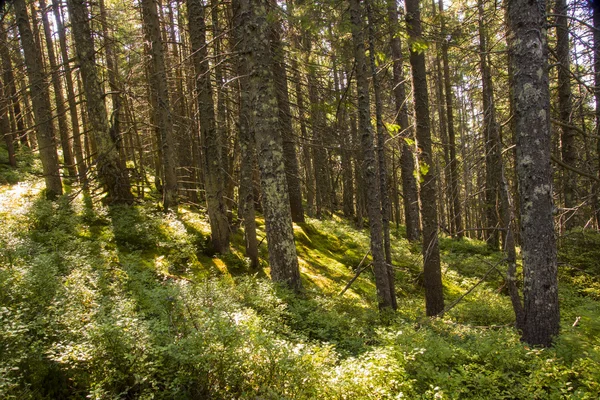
top-left (350, 0), bottom-right (395, 310)
top-left (141, 0), bottom-right (178, 211)
top-left (67, 0), bottom-right (133, 204)
top-left (239, 0), bottom-right (302, 292)
top-left (507, 0), bottom-right (559, 347)
top-left (405, 0), bottom-right (444, 316)
top-left (187, 0), bottom-right (230, 253)
top-left (14, 0), bottom-right (63, 199)
top-left (269, 6), bottom-right (305, 223)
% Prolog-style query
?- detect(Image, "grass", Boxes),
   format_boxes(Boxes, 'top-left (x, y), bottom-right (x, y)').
top-left (1, 161), bottom-right (600, 398)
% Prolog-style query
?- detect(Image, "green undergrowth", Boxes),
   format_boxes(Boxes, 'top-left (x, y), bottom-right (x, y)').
top-left (1, 178), bottom-right (600, 399)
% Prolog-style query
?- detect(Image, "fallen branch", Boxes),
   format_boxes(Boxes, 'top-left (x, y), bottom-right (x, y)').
top-left (339, 250), bottom-right (371, 296)
top-left (436, 258), bottom-right (507, 317)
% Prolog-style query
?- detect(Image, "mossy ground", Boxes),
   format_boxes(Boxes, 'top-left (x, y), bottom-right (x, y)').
top-left (1, 159), bottom-right (600, 399)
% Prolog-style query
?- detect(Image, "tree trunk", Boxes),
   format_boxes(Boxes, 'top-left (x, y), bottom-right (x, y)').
top-left (554, 0), bottom-right (576, 230)
top-left (594, 0), bottom-right (600, 229)
top-left (269, 4), bottom-right (305, 223)
top-left (239, 0), bottom-right (302, 292)
top-left (14, 0), bottom-right (63, 199)
top-left (141, 0), bottom-right (178, 211)
top-left (67, 0), bottom-right (133, 204)
top-left (350, 0), bottom-right (395, 310)
top-left (367, 1), bottom-right (396, 308)
top-left (232, 0), bottom-right (259, 268)
top-left (187, 0), bottom-right (230, 253)
top-left (405, 0), bottom-right (444, 316)
top-left (0, 77), bottom-right (16, 167)
top-left (479, 0), bottom-right (501, 250)
top-left (51, 0), bottom-right (87, 188)
top-left (291, 45), bottom-right (316, 217)
top-left (440, 0), bottom-right (463, 239)
top-left (507, 0), bottom-right (559, 347)
top-left (39, 0), bottom-right (77, 180)
top-left (0, 22), bottom-right (27, 148)
top-left (388, 0), bottom-right (421, 242)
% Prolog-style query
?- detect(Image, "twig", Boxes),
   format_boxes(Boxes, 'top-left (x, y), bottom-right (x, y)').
top-left (339, 250), bottom-right (371, 296)
top-left (436, 258), bottom-right (507, 317)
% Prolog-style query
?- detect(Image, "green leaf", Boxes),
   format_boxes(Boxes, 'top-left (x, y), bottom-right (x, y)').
top-left (385, 122), bottom-right (401, 135)
top-left (419, 161), bottom-right (430, 177)
top-left (410, 39), bottom-right (429, 54)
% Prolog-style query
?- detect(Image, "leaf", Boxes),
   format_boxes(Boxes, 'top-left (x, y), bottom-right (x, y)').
top-left (404, 137), bottom-right (415, 147)
top-left (419, 161), bottom-right (430, 177)
top-left (410, 39), bottom-right (429, 54)
top-left (385, 122), bottom-right (401, 135)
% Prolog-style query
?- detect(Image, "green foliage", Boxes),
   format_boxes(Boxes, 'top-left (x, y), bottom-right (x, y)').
top-left (1, 180), bottom-right (600, 399)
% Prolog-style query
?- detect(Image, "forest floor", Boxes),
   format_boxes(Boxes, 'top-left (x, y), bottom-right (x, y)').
top-left (1, 151), bottom-right (600, 399)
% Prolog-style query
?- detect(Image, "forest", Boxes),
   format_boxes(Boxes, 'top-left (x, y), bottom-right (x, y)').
top-left (1, 0), bottom-right (600, 398)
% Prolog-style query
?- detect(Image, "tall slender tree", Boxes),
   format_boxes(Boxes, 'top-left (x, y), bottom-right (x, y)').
top-left (387, 0), bottom-right (421, 242)
top-left (405, 0), bottom-right (444, 316)
top-left (187, 0), bottom-right (230, 253)
top-left (269, 4), bottom-right (305, 223)
top-left (350, 0), bottom-right (395, 310)
top-left (141, 0), bottom-right (178, 211)
top-left (554, 0), bottom-right (576, 230)
top-left (14, 0), bottom-right (63, 199)
top-left (67, 0), bottom-right (134, 204)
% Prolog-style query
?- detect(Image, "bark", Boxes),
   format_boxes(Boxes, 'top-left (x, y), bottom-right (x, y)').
top-left (67, 0), bottom-right (133, 204)
top-left (141, 0), bottom-right (178, 211)
top-left (367, 1), bottom-right (396, 309)
top-left (0, 76), bottom-right (16, 166)
top-left (168, 1), bottom-right (194, 202)
top-left (211, 0), bottom-right (234, 210)
top-left (594, 0), bottom-right (600, 228)
top-left (336, 59), bottom-right (355, 219)
top-left (239, 0), bottom-right (302, 292)
top-left (14, 0), bottom-right (63, 199)
top-left (306, 46), bottom-right (331, 218)
top-left (350, 0), bottom-right (395, 310)
top-left (51, 0), bottom-right (87, 188)
top-left (507, 0), bottom-right (559, 347)
top-left (291, 44), bottom-right (315, 217)
top-left (405, 0), bottom-right (444, 316)
top-left (554, 0), bottom-right (576, 230)
top-left (0, 23), bottom-right (27, 148)
top-left (440, 0), bottom-right (463, 239)
top-left (99, 0), bottom-right (127, 168)
top-left (269, 4), bottom-right (305, 223)
top-left (479, 0), bottom-right (501, 250)
top-left (232, 0), bottom-right (259, 268)
top-left (187, 0), bottom-right (230, 253)
top-left (387, 0), bottom-right (421, 242)
top-left (39, 0), bottom-right (77, 179)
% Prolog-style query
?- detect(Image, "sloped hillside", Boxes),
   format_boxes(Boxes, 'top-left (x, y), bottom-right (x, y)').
top-left (1, 176), bottom-right (599, 399)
